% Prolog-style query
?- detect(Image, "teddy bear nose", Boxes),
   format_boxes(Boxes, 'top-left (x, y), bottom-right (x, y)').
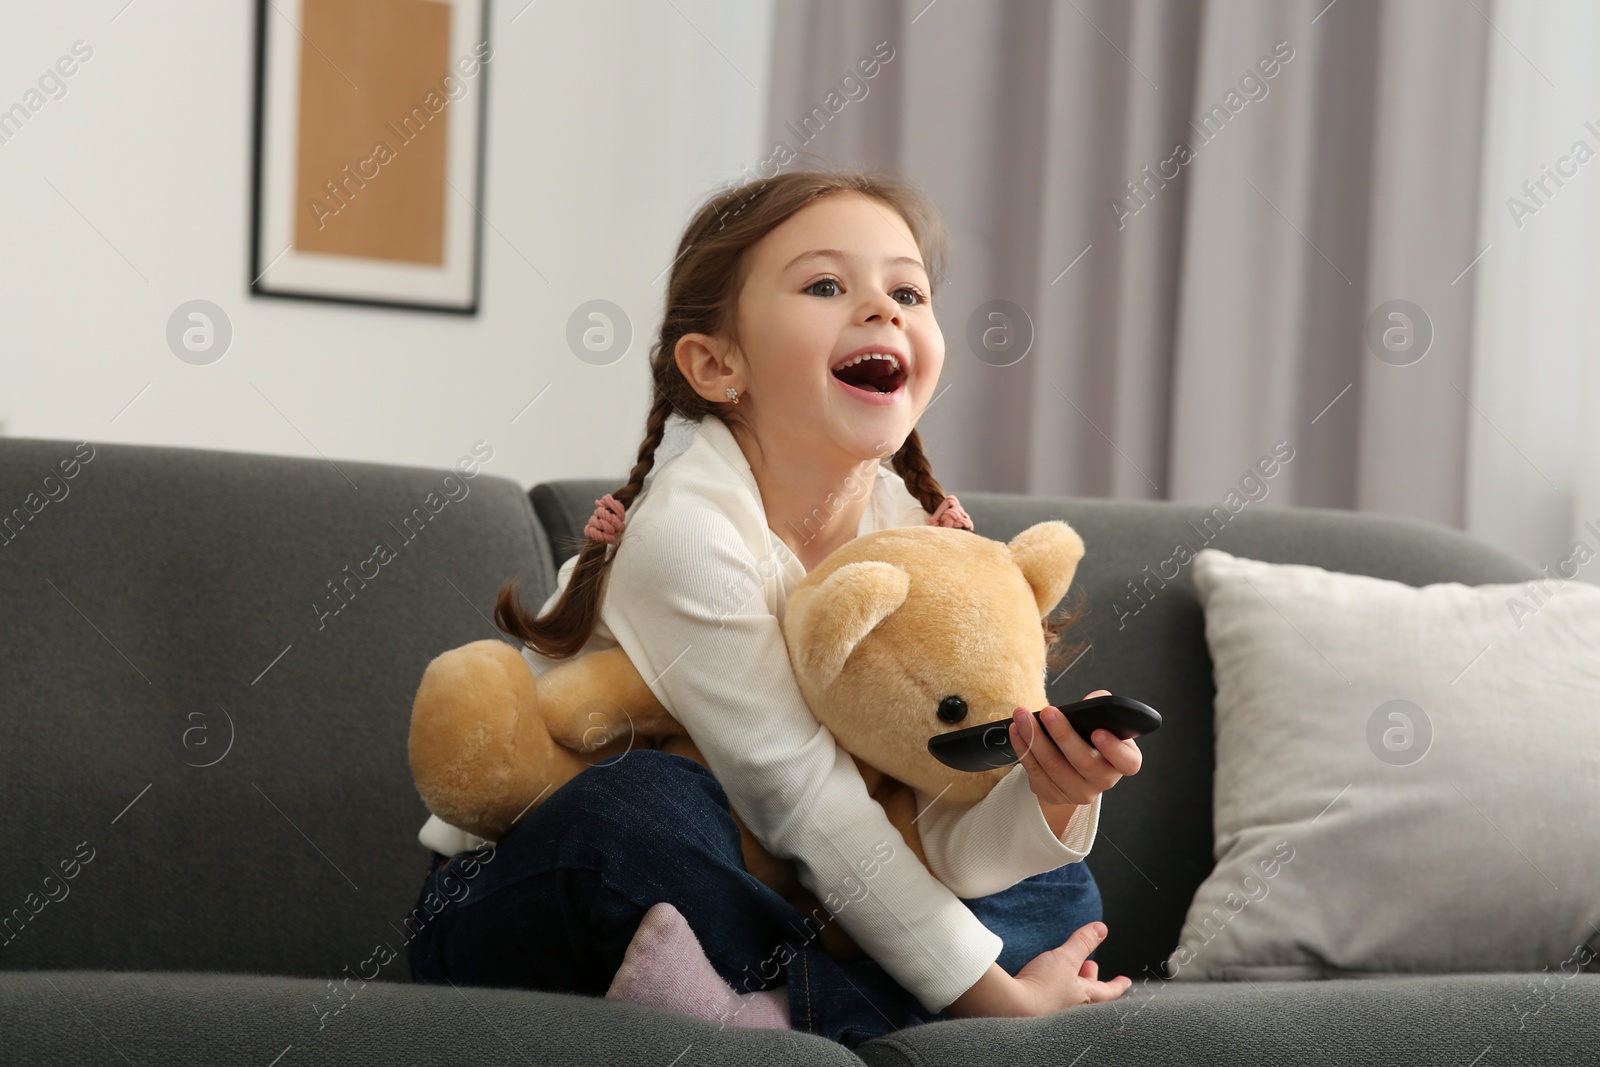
top-left (936, 696), bottom-right (969, 724)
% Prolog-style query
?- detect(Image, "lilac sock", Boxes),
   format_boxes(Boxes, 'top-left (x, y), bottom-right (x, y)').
top-left (604, 901), bottom-right (791, 1030)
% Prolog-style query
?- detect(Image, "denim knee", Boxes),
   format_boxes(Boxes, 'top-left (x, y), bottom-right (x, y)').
top-left (527, 749), bottom-right (736, 862)
top-left (551, 747), bottom-right (725, 811)
top-left (964, 859), bottom-right (1105, 975)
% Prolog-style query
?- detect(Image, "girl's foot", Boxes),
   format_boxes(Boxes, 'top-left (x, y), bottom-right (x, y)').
top-left (605, 901), bottom-right (790, 1030)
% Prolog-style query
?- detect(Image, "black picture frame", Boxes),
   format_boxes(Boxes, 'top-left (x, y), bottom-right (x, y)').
top-left (248, 0), bottom-right (490, 315)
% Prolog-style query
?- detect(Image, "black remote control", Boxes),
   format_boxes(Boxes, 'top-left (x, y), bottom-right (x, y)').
top-left (926, 694), bottom-right (1162, 773)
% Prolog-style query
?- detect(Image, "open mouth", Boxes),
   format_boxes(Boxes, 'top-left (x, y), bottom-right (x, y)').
top-left (830, 352), bottom-right (908, 394)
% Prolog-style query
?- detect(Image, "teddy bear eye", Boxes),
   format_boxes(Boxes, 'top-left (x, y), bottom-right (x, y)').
top-left (937, 696), bottom-right (968, 724)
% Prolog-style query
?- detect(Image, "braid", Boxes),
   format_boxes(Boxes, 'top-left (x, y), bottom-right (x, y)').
top-left (494, 394), bottom-right (674, 659)
top-left (615, 396), bottom-right (672, 510)
top-left (890, 429), bottom-right (951, 518)
top-left (891, 428), bottom-right (1089, 683)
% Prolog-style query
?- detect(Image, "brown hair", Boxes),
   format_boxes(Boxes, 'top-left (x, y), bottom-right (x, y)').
top-left (1043, 587), bottom-right (1091, 684)
top-left (495, 167), bottom-right (1086, 665)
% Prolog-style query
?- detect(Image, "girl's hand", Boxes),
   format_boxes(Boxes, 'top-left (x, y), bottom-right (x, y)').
top-left (1012, 921), bottom-right (1133, 1013)
top-left (945, 922), bottom-right (1132, 1018)
top-left (1010, 690), bottom-right (1143, 808)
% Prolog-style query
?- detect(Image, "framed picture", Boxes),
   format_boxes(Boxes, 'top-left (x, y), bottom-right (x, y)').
top-left (250, 0), bottom-right (491, 314)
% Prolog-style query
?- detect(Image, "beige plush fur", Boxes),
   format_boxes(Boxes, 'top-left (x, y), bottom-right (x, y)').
top-left (408, 520), bottom-right (1085, 959)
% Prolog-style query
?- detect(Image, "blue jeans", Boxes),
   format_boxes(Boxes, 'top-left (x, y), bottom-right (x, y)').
top-left (406, 750), bottom-right (1102, 1049)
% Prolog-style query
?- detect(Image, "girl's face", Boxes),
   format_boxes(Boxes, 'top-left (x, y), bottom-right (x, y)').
top-left (727, 192), bottom-right (944, 465)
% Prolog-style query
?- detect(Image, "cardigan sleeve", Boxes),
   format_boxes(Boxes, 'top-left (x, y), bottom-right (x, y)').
top-left (914, 767), bottom-right (1100, 898)
top-left (603, 506), bottom-right (1003, 1013)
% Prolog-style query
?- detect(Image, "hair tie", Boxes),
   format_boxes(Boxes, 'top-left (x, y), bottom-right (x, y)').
top-left (584, 493), bottom-right (627, 544)
top-left (928, 495), bottom-right (973, 531)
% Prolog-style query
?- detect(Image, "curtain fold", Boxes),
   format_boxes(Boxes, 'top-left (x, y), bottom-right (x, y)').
top-left (766, 1), bottom-right (1596, 571)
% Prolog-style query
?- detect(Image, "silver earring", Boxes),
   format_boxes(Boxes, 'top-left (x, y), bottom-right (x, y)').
top-left (724, 387), bottom-right (740, 405)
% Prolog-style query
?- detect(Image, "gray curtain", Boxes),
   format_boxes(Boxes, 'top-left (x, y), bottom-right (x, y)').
top-left (766, 0), bottom-right (1489, 530)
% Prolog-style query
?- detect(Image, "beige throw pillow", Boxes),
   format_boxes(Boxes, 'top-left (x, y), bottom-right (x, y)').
top-left (1169, 548), bottom-right (1600, 980)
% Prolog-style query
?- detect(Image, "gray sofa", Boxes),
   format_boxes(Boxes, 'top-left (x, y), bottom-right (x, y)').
top-left (3, 436), bottom-right (1595, 1066)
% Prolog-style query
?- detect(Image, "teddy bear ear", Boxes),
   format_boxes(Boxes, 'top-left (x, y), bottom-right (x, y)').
top-left (788, 560), bottom-right (911, 688)
top-left (1007, 520), bottom-right (1087, 617)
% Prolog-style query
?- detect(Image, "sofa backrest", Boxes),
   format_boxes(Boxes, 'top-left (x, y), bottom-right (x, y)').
top-left (0, 438), bottom-right (551, 981)
top-left (0, 436), bottom-right (1541, 986)
top-left (536, 479), bottom-right (1543, 979)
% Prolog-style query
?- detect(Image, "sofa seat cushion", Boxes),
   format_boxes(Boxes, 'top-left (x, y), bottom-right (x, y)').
top-left (2, 969), bottom-right (867, 1066)
top-left (856, 973), bottom-right (1600, 1067)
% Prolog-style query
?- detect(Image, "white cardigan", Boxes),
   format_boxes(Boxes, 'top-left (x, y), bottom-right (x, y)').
top-left (417, 413), bottom-right (1100, 1012)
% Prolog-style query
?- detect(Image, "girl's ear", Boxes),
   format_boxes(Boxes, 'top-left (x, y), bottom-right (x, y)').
top-left (674, 331), bottom-right (742, 405)
top-left (786, 561), bottom-right (911, 688)
top-left (1007, 520), bottom-right (1086, 618)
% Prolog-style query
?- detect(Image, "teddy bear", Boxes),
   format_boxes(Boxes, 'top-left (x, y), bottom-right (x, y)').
top-left (407, 519), bottom-right (1086, 960)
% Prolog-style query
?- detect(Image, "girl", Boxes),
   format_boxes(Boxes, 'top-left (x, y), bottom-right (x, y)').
top-left (408, 169), bottom-right (1141, 1048)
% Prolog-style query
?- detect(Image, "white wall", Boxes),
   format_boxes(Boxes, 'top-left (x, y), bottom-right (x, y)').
top-left (0, 0), bottom-right (774, 488)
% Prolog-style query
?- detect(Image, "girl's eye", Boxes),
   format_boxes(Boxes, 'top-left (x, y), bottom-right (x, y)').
top-left (804, 278), bottom-right (927, 305)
